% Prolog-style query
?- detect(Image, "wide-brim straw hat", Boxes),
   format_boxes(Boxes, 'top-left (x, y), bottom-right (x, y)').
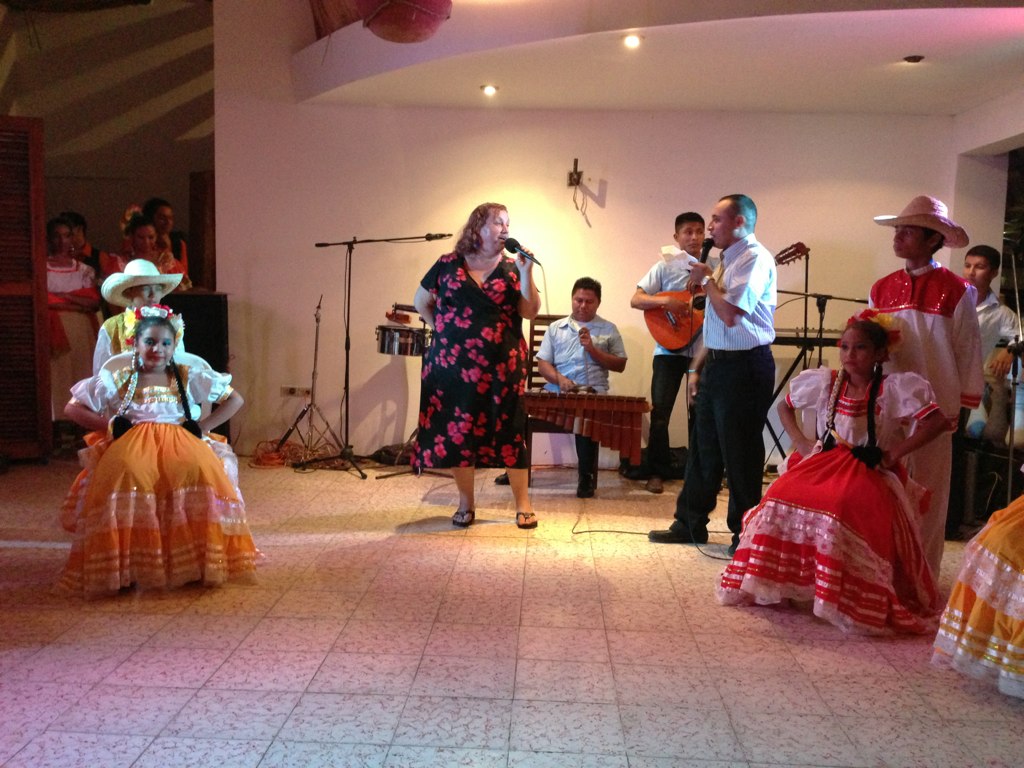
top-left (101, 259), bottom-right (182, 305)
top-left (873, 195), bottom-right (969, 249)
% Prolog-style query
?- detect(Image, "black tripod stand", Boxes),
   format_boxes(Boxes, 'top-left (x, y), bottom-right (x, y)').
top-left (276, 296), bottom-right (347, 469)
top-left (375, 304), bottom-right (450, 481)
top-left (301, 233), bottom-right (450, 476)
top-left (375, 426), bottom-right (452, 480)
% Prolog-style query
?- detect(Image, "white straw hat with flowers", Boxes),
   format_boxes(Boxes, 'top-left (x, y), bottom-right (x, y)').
top-left (873, 195), bottom-right (969, 249)
top-left (101, 259), bottom-right (182, 305)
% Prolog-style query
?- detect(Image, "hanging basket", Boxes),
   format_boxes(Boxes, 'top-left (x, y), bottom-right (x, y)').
top-left (354, 0), bottom-right (452, 43)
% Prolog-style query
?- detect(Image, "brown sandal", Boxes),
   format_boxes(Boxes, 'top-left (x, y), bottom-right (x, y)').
top-left (516, 511), bottom-right (538, 529)
top-left (452, 509), bottom-right (475, 527)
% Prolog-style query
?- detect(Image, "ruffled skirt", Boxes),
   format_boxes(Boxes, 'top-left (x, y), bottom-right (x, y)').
top-left (717, 446), bottom-right (940, 634)
top-left (932, 499), bottom-right (1024, 699)
top-left (57, 423), bottom-right (257, 597)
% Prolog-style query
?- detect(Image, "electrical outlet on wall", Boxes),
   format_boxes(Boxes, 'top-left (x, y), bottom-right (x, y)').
top-left (280, 386), bottom-right (311, 398)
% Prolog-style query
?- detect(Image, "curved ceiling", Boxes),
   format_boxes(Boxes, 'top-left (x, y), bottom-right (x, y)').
top-left (293, 2), bottom-right (1024, 116)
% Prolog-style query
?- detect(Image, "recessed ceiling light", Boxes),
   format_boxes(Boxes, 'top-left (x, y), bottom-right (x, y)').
top-left (623, 34), bottom-right (642, 49)
top-left (480, 84), bottom-right (498, 97)
top-left (903, 55), bottom-right (925, 64)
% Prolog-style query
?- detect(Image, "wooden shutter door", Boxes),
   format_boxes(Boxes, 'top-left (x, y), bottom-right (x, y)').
top-left (0, 116), bottom-right (49, 460)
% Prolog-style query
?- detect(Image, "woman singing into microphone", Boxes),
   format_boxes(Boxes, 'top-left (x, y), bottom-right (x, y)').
top-left (412, 202), bottom-right (542, 529)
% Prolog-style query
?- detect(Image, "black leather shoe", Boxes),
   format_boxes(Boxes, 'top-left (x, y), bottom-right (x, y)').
top-left (648, 528), bottom-right (708, 545)
top-left (576, 475), bottom-right (595, 498)
top-left (645, 475), bottom-right (664, 494)
top-left (494, 472), bottom-right (510, 485)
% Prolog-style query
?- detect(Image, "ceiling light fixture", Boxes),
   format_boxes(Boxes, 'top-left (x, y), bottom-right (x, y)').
top-left (903, 55), bottom-right (925, 64)
top-left (480, 84), bottom-right (498, 97)
top-left (623, 34), bottom-right (642, 49)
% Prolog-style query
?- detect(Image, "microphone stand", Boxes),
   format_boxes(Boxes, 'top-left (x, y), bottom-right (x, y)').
top-left (276, 295), bottom-right (345, 466)
top-left (297, 234), bottom-right (443, 476)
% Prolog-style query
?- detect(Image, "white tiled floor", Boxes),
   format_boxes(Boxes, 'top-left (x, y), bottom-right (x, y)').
top-left (2, 456), bottom-right (1023, 767)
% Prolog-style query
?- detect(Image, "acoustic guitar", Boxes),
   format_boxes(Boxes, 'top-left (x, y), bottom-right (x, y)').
top-left (643, 241), bottom-right (809, 352)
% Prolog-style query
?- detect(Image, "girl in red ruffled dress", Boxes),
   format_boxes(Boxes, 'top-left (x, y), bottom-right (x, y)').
top-left (717, 311), bottom-right (948, 634)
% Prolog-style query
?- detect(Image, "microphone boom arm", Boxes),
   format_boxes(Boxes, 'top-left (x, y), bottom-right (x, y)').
top-left (315, 233), bottom-right (451, 248)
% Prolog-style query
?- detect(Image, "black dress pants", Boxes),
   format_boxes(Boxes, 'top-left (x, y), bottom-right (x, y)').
top-left (672, 345), bottom-right (775, 546)
top-left (575, 434), bottom-right (599, 483)
top-left (648, 354), bottom-right (691, 477)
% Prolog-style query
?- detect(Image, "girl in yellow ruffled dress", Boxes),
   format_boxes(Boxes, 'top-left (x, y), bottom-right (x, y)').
top-left (57, 306), bottom-right (256, 597)
top-left (933, 497), bottom-right (1024, 700)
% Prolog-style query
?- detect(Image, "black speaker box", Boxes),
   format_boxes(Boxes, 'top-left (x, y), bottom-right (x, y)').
top-left (163, 291), bottom-right (230, 437)
top-left (163, 291), bottom-right (229, 373)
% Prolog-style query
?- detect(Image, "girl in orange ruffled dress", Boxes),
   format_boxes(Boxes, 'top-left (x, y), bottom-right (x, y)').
top-left (717, 312), bottom-right (949, 634)
top-left (57, 307), bottom-right (255, 597)
top-left (933, 494), bottom-right (1024, 699)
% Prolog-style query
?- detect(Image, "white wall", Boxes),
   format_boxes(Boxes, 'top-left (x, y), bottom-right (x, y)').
top-left (215, 1), bottom-right (1022, 463)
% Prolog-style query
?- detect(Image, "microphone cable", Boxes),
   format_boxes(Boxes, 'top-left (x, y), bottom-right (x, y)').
top-left (568, 487), bottom-right (737, 562)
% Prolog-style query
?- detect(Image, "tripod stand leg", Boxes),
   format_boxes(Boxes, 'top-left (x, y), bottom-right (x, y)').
top-left (276, 403), bottom-right (311, 452)
top-left (311, 403), bottom-right (346, 454)
top-left (375, 465), bottom-right (450, 479)
top-left (295, 445), bottom-right (368, 477)
top-left (293, 410), bottom-right (367, 476)
top-left (375, 428), bottom-right (450, 480)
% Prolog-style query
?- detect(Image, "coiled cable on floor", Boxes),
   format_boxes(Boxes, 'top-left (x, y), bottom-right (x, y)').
top-left (248, 440), bottom-right (292, 468)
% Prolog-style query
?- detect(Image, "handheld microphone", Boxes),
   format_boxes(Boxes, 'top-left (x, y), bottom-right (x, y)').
top-left (699, 237), bottom-right (714, 263)
top-left (503, 237), bottom-right (542, 266)
top-left (692, 238), bottom-right (716, 312)
top-left (425, 233), bottom-right (452, 241)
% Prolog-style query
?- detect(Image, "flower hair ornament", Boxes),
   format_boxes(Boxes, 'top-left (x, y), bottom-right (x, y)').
top-left (846, 308), bottom-right (901, 356)
top-left (123, 304), bottom-right (184, 347)
top-left (120, 203), bottom-right (143, 237)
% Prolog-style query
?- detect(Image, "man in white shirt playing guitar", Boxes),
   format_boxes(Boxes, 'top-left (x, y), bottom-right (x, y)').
top-left (630, 212), bottom-right (708, 494)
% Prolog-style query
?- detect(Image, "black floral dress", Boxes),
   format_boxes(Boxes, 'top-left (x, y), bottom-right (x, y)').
top-left (414, 253), bottom-right (529, 469)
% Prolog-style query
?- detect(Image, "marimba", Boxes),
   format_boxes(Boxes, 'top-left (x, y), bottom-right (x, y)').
top-left (522, 391), bottom-right (650, 466)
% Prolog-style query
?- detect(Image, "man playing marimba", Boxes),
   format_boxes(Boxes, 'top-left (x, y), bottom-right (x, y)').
top-left (536, 277), bottom-right (628, 497)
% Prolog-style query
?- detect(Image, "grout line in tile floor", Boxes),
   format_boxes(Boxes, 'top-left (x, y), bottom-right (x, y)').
top-left (0, 457), bottom-right (1022, 767)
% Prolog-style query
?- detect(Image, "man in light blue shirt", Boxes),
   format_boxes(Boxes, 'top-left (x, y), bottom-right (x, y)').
top-left (649, 194), bottom-right (777, 553)
top-left (537, 277), bottom-right (628, 497)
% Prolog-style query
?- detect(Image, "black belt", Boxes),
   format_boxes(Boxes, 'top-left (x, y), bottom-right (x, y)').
top-left (706, 345), bottom-right (768, 360)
